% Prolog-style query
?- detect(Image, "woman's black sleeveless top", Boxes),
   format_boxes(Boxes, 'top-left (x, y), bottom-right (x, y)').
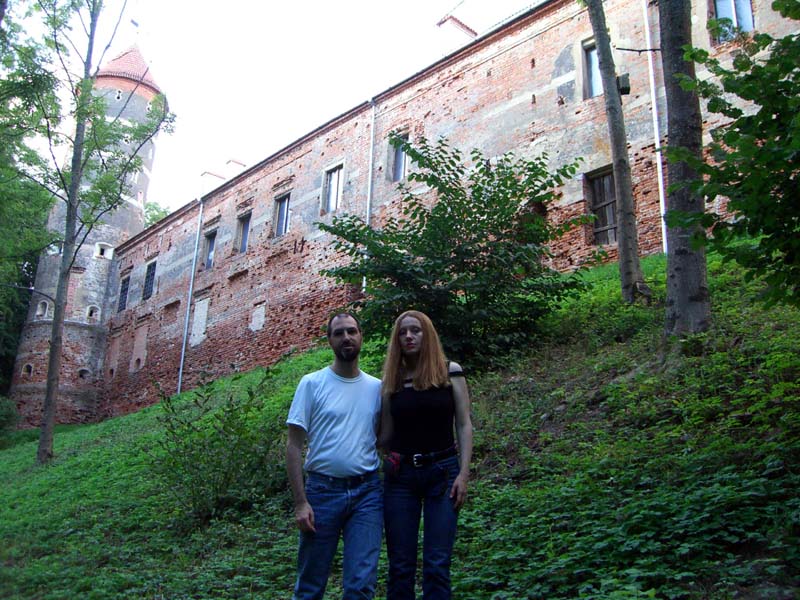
top-left (389, 382), bottom-right (455, 455)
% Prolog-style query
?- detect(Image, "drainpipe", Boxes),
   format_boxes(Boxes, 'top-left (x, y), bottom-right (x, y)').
top-left (365, 98), bottom-right (377, 227)
top-left (642, 0), bottom-right (668, 252)
top-left (177, 196), bottom-right (204, 394)
top-left (362, 99), bottom-right (377, 292)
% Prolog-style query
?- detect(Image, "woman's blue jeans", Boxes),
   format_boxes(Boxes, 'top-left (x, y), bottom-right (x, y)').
top-left (293, 471), bottom-right (383, 600)
top-left (383, 455), bottom-right (459, 600)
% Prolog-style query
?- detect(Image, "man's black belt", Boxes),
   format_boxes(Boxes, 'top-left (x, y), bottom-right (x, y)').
top-left (402, 446), bottom-right (457, 468)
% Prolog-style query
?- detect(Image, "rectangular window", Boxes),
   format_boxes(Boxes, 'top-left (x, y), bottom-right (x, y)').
top-left (204, 230), bottom-right (217, 268)
top-left (589, 171), bottom-right (617, 245)
top-left (117, 276), bottom-right (130, 312)
top-left (275, 194), bottom-right (290, 237)
top-left (714, 0), bottom-right (754, 40)
top-left (142, 261), bottom-right (157, 300)
top-left (237, 213), bottom-right (251, 253)
top-left (584, 41), bottom-right (603, 99)
top-left (392, 134), bottom-right (409, 182)
top-left (323, 165), bottom-right (344, 214)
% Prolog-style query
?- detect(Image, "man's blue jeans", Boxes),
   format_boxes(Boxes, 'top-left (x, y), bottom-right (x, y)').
top-left (383, 455), bottom-right (459, 600)
top-left (293, 470), bottom-right (383, 600)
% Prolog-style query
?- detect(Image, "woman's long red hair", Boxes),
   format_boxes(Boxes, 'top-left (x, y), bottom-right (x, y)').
top-left (382, 310), bottom-right (449, 399)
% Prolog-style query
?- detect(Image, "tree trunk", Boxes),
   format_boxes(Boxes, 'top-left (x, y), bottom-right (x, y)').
top-left (37, 2), bottom-right (100, 464)
top-left (658, 0), bottom-right (711, 335)
top-left (585, 0), bottom-right (650, 304)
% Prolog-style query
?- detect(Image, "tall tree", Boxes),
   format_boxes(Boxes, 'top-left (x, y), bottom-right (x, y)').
top-left (658, 0), bottom-right (711, 335)
top-left (584, 0), bottom-right (650, 303)
top-left (0, 3), bottom-right (60, 391)
top-left (674, 0), bottom-right (800, 307)
top-left (14, 0), bottom-right (172, 463)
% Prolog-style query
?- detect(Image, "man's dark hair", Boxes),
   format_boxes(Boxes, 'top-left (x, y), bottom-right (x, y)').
top-left (326, 312), bottom-right (361, 338)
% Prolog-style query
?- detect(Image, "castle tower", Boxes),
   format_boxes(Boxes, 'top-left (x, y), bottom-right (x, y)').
top-left (10, 47), bottom-right (165, 426)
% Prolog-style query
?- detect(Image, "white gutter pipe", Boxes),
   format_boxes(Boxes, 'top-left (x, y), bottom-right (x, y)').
top-left (177, 196), bottom-right (204, 394)
top-left (642, 0), bottom-right (668, 252)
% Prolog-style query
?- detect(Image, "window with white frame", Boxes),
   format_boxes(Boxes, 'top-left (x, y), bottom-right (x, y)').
top-left (86, 305), bottom-right (100, 323)
top-left (588, 170), bottom-right (617, 245)
top-left (583, 40), bottom-right (603, 99)
top-left (236, 213), bottom-right (251, 253)
top-left (323, 164), bottom-right (344, 214)
top-left (94, 242), bottom-right (113, 259)
top-left (713, 0), bottom-right (754, 40)
top-left (203, 230), bottom-right (217, 268)
top-left (35, 300), bottom-right (49, 319)
top-left (275, 194), bottom-right (290, 237)
top-left (392, 134), bottom-right (410, 182)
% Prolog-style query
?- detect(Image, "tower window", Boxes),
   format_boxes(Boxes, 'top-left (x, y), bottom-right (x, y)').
top-left (78, 368), bottom-right (91, 380)
top-left (35, 300), bottom-right (49, 319)
top-left (142, 261), bottom-right (157, 301)
top-left (115, 89), bottom-right (123, 101)
top-left (23, 364), bottom-right (33, 377)
top-left (94, 243), bottom-right (113, 259)
top-left (86, 306), bottom-right (100, 323)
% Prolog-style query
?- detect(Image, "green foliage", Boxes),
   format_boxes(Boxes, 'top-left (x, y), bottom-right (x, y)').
top-left (0, 255), bottom-right (798, 599)
top-left (0, 395), bottom-right (18, 433)
top-left (144, 200), bottom-right (170, 226)
top-left (669, 2), bottom-right (800, 307)
top-left (148, 349), bottom-right (334, 525)
top-left (320, 134), bottom-right (587, 364)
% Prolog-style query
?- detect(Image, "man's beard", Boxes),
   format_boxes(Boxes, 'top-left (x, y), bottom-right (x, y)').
top-left (334, 345), bottom-right (359, 362)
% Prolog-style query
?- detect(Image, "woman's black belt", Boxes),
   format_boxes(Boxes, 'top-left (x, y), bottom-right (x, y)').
top-left (402, 446), bottom-right (457, 468)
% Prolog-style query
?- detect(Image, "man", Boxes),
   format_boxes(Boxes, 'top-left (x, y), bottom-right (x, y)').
top-left (286, 312), bottom-right (383, 600)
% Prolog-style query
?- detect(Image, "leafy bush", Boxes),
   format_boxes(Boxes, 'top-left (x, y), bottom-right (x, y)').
top-left (0, 395), bottom-right (18, 433)
top-left (320, 133), bottom-right (588, 364)
top-left (148, 370), bottom-right (293, 524)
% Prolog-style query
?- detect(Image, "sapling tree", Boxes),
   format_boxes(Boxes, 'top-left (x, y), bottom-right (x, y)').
top-left (12, 0), bottom-right (173, 463)
top-left (320, 134), bottom-right (588, 364)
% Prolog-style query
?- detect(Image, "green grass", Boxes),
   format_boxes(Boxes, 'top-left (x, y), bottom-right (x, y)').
top-left (1, 254), bottom-right (798, 599)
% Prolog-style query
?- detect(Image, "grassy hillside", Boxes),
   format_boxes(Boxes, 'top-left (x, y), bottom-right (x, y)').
top-left (1, 254), bottom-right (798, 599)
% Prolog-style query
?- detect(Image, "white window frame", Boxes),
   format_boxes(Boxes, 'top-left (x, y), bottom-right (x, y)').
top-left (583, 40), bottom-right (603, 99)
top-left (203, 230), bottom-right (217, 268)
top-left (275, 194), bottom-right (291, 237)
top-left (391, 134), bottom-right (410, 182)
top-left (323, 164), bottom-right (344, 214)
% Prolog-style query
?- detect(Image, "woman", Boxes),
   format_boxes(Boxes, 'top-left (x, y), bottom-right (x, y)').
top-left (380, 310), bottom-right (473, 600)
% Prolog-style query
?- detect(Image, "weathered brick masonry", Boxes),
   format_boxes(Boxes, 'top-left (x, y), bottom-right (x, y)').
top-left (11, 0), bottom-right (798, 424)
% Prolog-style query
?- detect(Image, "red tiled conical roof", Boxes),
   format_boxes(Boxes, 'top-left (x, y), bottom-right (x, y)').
top-left (96, 46), bottom-right (162, 94)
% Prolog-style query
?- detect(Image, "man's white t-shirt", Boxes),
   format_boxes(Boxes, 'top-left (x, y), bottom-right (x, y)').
top-left (287, 366), bottom-right (381, 478)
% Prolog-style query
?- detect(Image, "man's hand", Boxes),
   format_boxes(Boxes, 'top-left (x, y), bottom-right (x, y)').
top-left (294, 500), bottom-right (316, 532)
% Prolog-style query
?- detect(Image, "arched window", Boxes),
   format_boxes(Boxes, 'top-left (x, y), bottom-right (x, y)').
top-left (86, 305), bottom-right (100, 323)
top-left (35, 301), bottom-right (49, 319)
top-left (23, 364), bottom-right (33, 377)
top-left (134, 358), bottom-right (141, 370)
top-left (78, 368), bottom-right (91, 380)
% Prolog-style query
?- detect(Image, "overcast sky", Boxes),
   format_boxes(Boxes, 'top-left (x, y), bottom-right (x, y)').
top-left (102, 0), bottom-right (536, 210)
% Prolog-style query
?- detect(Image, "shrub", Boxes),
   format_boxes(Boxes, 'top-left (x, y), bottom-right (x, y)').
top-left (320, 134), bottom-right (588, 365)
